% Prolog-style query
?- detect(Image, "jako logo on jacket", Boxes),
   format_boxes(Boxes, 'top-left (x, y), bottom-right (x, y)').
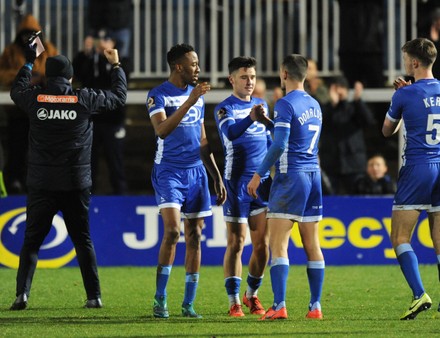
top-left (37, 108), bottom-right (77, 120)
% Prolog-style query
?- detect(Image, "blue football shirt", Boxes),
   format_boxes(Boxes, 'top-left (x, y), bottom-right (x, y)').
top-left (273, 90), bottom-right (322, 172)
top-left (386, 79), bottom-right (440, 166)
top-left (214, 95), bottom-right (272, 179)
top-left (147, 81), bottom-right (204, 168)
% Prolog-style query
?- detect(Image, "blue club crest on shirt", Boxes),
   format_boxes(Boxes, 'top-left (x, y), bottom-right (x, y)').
top-left (181, 107), bottom-right (201, 124)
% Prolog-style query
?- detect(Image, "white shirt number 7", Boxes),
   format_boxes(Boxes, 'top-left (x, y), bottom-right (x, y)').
top-left (307, 124), bottom-right (320, 154)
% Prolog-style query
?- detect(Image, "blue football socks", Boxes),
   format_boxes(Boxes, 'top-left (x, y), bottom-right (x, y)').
top-left (307, 260), bottom-right (325, 310)
top-left (225, 276), bottom-right (241, 305)
top-left (246, 273), bottom-right (263, 297)
top-left (396, 243), bottom-right (424, 298)
top-left (270, 257), bottom-right (289, 309)
top-left (183, 272), bottom-right (199, 305)
top-left (155, 265), bottom-right (172, 298)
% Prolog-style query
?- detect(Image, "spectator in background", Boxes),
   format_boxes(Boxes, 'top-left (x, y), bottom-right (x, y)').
top-left (354, 154), bottom-right (396, 195)
top-left (0, 14), bottom-right (58, 194)
top-left (319, 76), bottom-right (377, 194)
top-left (305, 58), bottom-right (329, 106)
top-left (338, 0), bottom-right (385, 87)
top-left (73, 35), bottom-right (128, 195)
top-left (252, 78), bottom-right (267, 99)
top-left (88, 0), bottom-right (132, 67)
top-left (266, 86), bottom-right (284, 118)
top-left (272, 86), bottom-right (283, 103)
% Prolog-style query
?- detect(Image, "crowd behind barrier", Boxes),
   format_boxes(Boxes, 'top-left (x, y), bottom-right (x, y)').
top-left (0, 0), bottom-right (419, 85)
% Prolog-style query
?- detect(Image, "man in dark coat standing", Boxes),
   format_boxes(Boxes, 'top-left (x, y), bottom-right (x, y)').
top-left (319, 76), bottom-right (376, 194)
top-left (9, 42), bottom-right (127, 310)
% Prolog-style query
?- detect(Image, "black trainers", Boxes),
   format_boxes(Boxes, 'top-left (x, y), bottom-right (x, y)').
top-left (10, 294), bottom-right (28, 311)
top-left (85, 298), bottom-right (103, 308)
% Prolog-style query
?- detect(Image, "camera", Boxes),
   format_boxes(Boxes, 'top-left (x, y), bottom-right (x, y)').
top-left (28, 31), bottom-right (41, 45)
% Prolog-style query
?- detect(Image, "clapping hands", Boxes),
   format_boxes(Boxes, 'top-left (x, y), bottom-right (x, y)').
top-left (393, 77), bottom-right (412, 90)
top-left (250, 103), bottom-right (271, 125)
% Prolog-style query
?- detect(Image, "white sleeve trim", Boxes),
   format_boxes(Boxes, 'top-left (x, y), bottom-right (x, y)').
top-left (275, 122), bottom-right (291, 128)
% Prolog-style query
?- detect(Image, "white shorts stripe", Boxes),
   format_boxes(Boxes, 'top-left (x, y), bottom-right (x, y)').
top-left (267, 212), bottom-right (322, 222)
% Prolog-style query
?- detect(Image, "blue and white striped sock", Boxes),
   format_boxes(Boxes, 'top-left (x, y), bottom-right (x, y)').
top-left (155, 265), bottom-right (172, 298)
top-left (270, 257), bottom-right (289, 310)
top-left (396, 243), bottom-right (424, 298)
top-left (307, 260), bottom-right (325, 310)
top-left (183, 272), bottom-right (199, 305)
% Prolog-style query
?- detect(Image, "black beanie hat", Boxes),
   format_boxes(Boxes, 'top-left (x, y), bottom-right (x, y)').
top-left (45, 55), bottom-right (73, 79)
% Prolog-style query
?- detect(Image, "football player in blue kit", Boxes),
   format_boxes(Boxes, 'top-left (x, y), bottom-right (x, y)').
top-left (248, 54), bottom-right (325, 320)
top-left (382, 37), bottom-right (440, 320)
top-left (146, 44), bottom-right (226, 318)
top-left (214, 57), bottom-right (274, 317)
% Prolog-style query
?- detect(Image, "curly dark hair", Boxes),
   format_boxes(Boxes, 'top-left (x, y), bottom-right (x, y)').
top-left (166, 43), bottom-right (195, 68)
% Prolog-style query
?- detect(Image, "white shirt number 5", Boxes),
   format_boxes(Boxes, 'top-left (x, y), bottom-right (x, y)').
top-left (426, 114), bottom-right (440, 145)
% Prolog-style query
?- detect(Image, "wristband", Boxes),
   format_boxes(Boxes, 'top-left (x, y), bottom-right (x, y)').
top-left (24, 62), bottom-right (34, 71)
top-left (112, 62), bottom-right (121, 69)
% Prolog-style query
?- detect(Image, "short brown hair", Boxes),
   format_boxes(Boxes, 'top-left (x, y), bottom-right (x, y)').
top-left (281, 54), bottom-right (308, 82)
top-left (401, 38), bottom-right (437, 67)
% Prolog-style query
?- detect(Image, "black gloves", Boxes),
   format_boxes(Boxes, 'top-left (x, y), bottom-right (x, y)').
top-left (25, 43), bottom-right (37, 64)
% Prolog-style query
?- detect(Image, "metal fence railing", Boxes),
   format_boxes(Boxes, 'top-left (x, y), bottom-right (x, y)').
top-left (0, 0), bottom-right (418, 86)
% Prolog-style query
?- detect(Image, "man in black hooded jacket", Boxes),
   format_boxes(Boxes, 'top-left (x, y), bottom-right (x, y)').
top-left (9, 44), bottom-right (127, 310)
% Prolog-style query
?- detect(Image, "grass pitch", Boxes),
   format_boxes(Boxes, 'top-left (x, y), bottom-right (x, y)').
top-left (0, 265), bottom-right (439, 337)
